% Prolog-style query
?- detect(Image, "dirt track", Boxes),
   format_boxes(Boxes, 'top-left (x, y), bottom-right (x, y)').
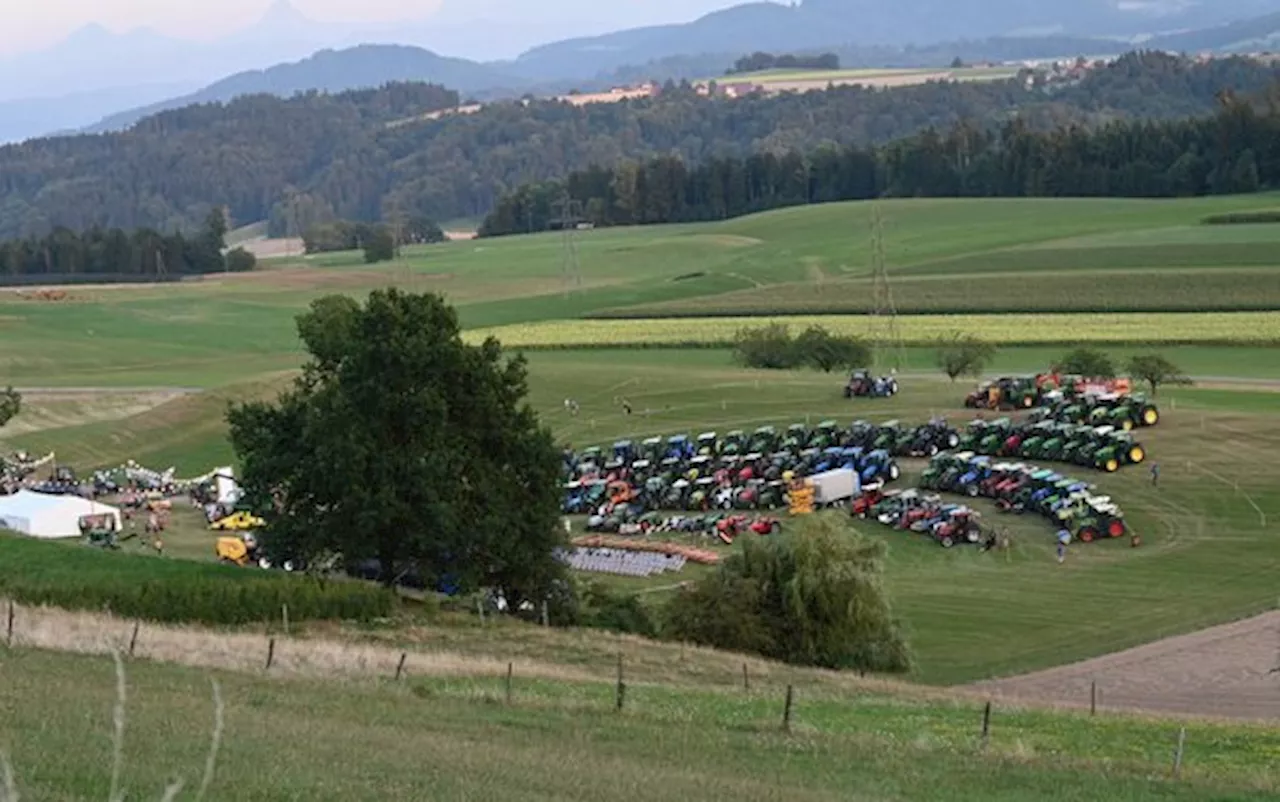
top-left (971, 611), bottom-right (1280, 720)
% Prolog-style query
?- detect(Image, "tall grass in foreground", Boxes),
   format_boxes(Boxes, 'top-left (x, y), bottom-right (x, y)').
top-left (0, 651), bottom-right (223, 802)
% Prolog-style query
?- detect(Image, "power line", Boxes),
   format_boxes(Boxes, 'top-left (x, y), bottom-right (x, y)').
top-left (869, 204), bottom-right (906, 371)
top-left (550, 194), bottom-right (584, 296)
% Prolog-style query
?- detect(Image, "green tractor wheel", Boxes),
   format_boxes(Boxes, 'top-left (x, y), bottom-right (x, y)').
top-left (1078, 526), bottom-right (1098, 543)
top-left (1141, 406), bottom-right (1159, 426)
top-left (1120, 418), bottom-right (1134, 432)
top-left (1103, 458), bottom-right (1119, 473)
top-left (1128, 445), bottom-right (1146, 463)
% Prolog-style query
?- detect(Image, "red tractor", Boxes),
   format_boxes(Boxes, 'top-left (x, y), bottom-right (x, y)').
top-left (716, 515), bottom-right (781, 544)
top-left (849, 483), bottom-right (886, 519)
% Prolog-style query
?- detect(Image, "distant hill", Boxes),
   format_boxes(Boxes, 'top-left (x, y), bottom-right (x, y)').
top-left (1, 52), bottom-right (1276, 244)
top-left (88, 45), bottom-right (532, 134)
top-left (513, 0), bottom-right (1280, 79)
top-left (1146, 11), bottom-right (1280, 53)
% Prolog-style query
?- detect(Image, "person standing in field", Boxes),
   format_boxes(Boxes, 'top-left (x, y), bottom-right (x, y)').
top-left (1056, 529), bottom-right (1070, 564)
top-left (1150, 462), bottom-right (1160, 487)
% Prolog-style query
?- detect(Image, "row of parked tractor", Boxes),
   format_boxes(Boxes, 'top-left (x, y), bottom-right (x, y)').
top-left (563, 433), bottom-right (902, 519)
top-left (956, 418), bottom-right (1145, 473)
top-left (964, 374), bottom-right (1160, 430)
top-left (919, 452), bottom-right (1127, 542)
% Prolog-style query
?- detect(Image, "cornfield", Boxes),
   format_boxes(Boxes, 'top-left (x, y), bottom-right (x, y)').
top-left (465, 312), bottom-right (1280, 349)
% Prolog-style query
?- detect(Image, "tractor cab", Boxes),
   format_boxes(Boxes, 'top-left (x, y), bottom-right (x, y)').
top-left (749, 426), bottom-right (778, 453)
top-left (696, 432), bottom-right (718, 456)
top-left (630, 459), bottom-right (653, 479)
top-left (640, 437), bottom-right (664, 461)
top-left (685, 455), bottom-right (712, 480)
top-left (612, 440), bottom-right (635, 463)
top-left (847, 420), bottom-right (875, 448)
top-left (721, 430), bottom-right (746, 454)
top-left (666, 435), bottom-right (694, 461)
top-left (783, 423), bottom-right (809, 450)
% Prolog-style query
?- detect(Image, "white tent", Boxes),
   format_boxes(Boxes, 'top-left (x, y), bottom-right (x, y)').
top-left (0, 490), bottom-right (121, 540)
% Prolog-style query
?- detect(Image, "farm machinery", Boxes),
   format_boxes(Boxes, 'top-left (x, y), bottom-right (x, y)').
top-left (956, 417), bottom-right (1146, 473)
top-left (963, 375), bottom-right (1058, 410)
top-left (1033, 390), bottom-right (1161, 430)
top-left (915, 452), bottom-right (1129, 544)
top-left (844, 369), bottom-right (899, 398)
top-left (855, 488), bottom-right (987, 548)
top-left (561, 422), bottom-right (917, 526)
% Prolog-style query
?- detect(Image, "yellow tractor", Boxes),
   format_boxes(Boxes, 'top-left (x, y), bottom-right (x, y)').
top-left (214, 533), bottom-right (298, 571)
top-left (215, 533), bottom-right (263, 567)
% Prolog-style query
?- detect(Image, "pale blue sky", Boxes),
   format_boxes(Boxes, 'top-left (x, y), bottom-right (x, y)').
top-left (2, 0), bottom-right (746, 55)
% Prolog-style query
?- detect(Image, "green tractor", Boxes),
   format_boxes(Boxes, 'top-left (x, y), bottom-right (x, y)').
top-left (720, 430), bottom-right (745, 456)
top-left (873, 420), bottom-right (909, 454)
top-left (1106, 393), bottom-right (1161, 429)
top-left (810, 420), bottom-right (841, 450)
top-left (748, 426), bottom-right (778, 454)
top-left (781, 423), bottom-right (809, 452)
top-left (957, 419), bottom-right (990, 451)
top-left (1060, 497), bottom-right (1128, 542)
top-left (919, 451), bottom-right (972, 492)
top-left (1015, 421), bottom-right (1056, 460)
top-left (976, 418), bottom-right (1013, 456)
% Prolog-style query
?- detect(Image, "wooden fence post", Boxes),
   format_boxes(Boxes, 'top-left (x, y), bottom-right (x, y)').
top-left (265, 638), bottom-right (276, 671)
top-left (506, 662), bottom-right (514, 705)
top-left (128, 622), bottom-right (141, 657)
top-left (1173, 726), bottom-right (1187, 777)
top-left (782, 685), bottom-right (794, 733)
top-left (282, 604), bottom-right (290, 635)
top-left (980, 701), bottom-right (992, 748)
top-left (742, 663), bottom-right (749, 691)
top-left (6, 599), bottom-right (13, 647)
top-left (1090, 681), bottom-right (1097, 716)
top-left (615, 653), bottom-right (626, 712)
top-left (395, 652), bottom-right (407, 681)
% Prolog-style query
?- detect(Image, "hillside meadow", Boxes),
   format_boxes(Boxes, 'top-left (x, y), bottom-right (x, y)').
top-left (2, 194), bottom-right (1279, 687)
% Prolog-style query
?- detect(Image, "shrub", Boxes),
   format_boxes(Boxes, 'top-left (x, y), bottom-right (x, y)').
top-left (1053, 347), bottom-right (1116, 378)
top-left (732, 323), bottom-right (801, 369)
top-left (794, 325), bottom-right (872, 372)
top-left (0, 535), bottom-right (394, 625)
top-left (224, 247), bottom-right (257, 273)
top-left (663, 517), bottom-right (912, 673)
top-left (579, 581), bottom-right (659, 637)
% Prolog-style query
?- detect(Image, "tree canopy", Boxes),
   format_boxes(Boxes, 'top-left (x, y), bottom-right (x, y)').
top-left (664, 516), bottom-right (912, 673)
top-left (1126, 354), bottom-right (1192, 395)
top-left (478, 88), bottom-right (1280, 236)
top-left (936, 332), bottom-right (996, 382)
top-left (226, 290), bottom-right (566, 606)
top-left (1055, 347), bottom-right (1117, 378)
top-left (0, 52), bottom-right (1275, 240)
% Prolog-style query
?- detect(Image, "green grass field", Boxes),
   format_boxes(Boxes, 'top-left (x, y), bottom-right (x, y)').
top-left (3, 195), bottom-right (1280, 797)
top-left (2, 646), bottom-right (1277, 802)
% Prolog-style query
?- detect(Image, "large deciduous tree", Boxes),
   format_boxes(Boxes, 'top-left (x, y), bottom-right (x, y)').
top-left (227, 290), bottom-right (566, 607)
top-left (1126, 354), bottom-right (1191, 395)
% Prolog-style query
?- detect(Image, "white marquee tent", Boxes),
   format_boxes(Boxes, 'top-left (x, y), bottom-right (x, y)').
top-left (0, 490), bottom-right (121, 540)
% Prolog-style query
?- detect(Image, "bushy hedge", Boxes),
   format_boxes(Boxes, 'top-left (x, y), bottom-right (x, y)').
top-left (0, 535), bottom-right (394, 625)
top-left (1202, 210), bottom-right (1280, 225)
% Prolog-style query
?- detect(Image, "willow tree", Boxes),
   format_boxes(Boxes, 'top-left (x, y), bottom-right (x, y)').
top-left (665, 516), bottom-right (912, 673)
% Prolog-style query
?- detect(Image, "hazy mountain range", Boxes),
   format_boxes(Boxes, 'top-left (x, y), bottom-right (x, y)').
top-left (3, 0), bottom-right (1280, 145)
